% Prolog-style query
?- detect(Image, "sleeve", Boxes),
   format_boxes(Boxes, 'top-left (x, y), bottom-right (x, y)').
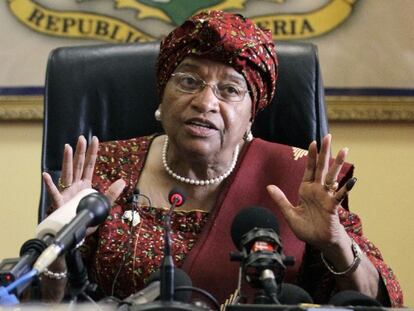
top-left (298, 208), bottom-right (403, 307)
top-left (81, 140), bottom-right (125, 271)
top-left (338, 207), bottom-right (404, 307)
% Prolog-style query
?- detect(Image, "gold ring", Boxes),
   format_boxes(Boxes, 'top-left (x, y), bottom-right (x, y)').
top-left (58, 177), bottom-right (72, 190)
top-left (324, 180), bottom-right (338, 192)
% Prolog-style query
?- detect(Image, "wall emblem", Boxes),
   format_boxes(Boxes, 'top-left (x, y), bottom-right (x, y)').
top-left (8, 0), bottom-right (357, 43)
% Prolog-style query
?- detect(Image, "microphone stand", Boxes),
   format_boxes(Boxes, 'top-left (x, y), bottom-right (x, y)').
top-left (130, 188), bottom-right (207, 311)
top-left (66, 247), bottom-right (97, 302)
top-left (160, 206), bottom-right (174, 302)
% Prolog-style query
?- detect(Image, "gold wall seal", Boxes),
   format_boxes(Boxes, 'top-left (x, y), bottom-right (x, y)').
top-left (8, 0), bottom-right (357, 43)
top-left (8, 0), bottom-right (154, 43)
top-left (253, 0), bottom-right (356, 40)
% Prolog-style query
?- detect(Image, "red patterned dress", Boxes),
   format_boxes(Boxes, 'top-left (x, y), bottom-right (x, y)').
top-left (80, 135), bottom-right (403, 307)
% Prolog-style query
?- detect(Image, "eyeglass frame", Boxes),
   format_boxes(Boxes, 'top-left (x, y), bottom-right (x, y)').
top-left (169, 72), bottom-right (250, 103)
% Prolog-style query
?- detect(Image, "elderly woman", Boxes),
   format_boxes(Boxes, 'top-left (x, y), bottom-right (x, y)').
top-left (41, 10), bottom-right (402, 307)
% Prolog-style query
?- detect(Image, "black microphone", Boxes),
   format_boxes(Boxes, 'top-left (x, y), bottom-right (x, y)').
top-left (329, 290), bottom-right (383, 307)
top-left (127, 189), bottom-right (140, 204)
top-left (160, 187), bottom-right (187, 302)
top-left (0, 190), bottom-right (99, 295)
top-left (230, 206), bottom-right (293, 304)
top-left (278, 283), bottom-right (313, 305)
top-left (33, 192), bottom-right (110, 273)
top-left (0, 237), bottom-right (51, 296)
top-left (122, 268), bottom-right (192, 306)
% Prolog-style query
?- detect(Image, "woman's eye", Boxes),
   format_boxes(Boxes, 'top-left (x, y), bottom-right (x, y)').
top-left (181, 76), bottom-right (198, 87)
top-left (223, 85), bottom-right (241, 96)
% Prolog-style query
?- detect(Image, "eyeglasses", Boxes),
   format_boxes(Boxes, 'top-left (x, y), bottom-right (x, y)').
top-left (170, 72), bottom-right (249, 103)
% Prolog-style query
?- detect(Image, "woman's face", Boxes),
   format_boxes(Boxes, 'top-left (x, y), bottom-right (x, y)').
top-left (159, 56), bottom-right (252, 162)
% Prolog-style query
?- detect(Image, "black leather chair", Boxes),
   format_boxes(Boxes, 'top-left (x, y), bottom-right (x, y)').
top-left (39, 41), bottom-right (328, 222)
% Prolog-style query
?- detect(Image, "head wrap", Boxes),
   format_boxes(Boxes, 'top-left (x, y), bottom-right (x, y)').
top-left (156, 10), bottom-right (278, 117)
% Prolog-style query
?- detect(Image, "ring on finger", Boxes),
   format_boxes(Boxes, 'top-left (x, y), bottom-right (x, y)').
top-left (324, 180), bottom-right (338, 192)
top-left (58, 177), bottom-right (72, 190)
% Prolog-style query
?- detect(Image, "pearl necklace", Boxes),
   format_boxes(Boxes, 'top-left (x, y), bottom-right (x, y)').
top-left (162, 136), bottom-right (239, 186)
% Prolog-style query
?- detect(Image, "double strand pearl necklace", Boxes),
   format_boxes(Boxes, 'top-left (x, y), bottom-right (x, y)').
top-left (162, 136), bottom-right (240, 186)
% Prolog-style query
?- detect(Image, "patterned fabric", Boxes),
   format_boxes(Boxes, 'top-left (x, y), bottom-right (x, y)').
top-left (82, 135), bottom-right (403, 306)
top-left (156, 10), bottom-right (278, 117)
top-left (82, 135), bottom-right (208, 298)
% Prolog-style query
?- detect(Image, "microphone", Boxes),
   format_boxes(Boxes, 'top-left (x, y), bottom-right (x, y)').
top-left (278, 283), bottom-right (313, 305)
top-left (230, 206), bottom-right (293, 304)
top-left (160, 187), bottom-right (187, 302)
top-left (35, 189), bottom-right (98, 239)
top-left (329, 290), bottom-right (382, 307)
top-left (0, 189), bottom-right (97, 295)
top-left (127, 189), bottom-right (140, 204)
top-left (33, 192), bottom-right (110, 273)
top-left (168, 187), bottom-right (187, 207)
top-left (123, 268), bottom-right (192, 305)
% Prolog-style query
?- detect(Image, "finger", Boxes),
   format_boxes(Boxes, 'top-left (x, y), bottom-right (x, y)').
top-left (314, 134), bottom-right (332, 183)
top-left (73, 136), bottom-right (87, 182)
top-left (266, 184), bottom-right (295, 221)
top-left (42, 172), bottom-right (64, 208)
top-left (105, 179), bottom-right (126, 205)
top-left (334, 177), bottom-right (357, 203)
top-left (82, 136), bottom-right (99, 181)
top-left (302, 140), bottom-right (317, 182)
top-left (325, 147), bottom-right (348, 188)
top-left (60, 144), bottom-right (73, 187)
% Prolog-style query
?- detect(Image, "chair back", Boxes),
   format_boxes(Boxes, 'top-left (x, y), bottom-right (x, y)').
top-left (39, 41), bottom-right (328, 221)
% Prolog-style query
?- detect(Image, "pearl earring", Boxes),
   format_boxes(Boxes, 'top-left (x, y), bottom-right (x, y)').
top-left (244, 130), bottom-right (253, 142)
top-left (154, 108), bottom-right (162, 121)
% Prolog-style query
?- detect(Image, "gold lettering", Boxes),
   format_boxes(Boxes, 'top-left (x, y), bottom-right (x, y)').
top-left (27, 7), bottom-right (44, 26)
top-left (45, 15), bottom-right (60, 32)
top-left (62, 18), bottom-right (76, 33)
top-left (95, 20), bottom-right (110, 37)
top-left (252, 0), bottom-right (357, 40)
top-left (273, 19), bottom-right (288, 35)
top-left (110, 24), bottom-right (120, 40)
top-left (301, 19), bottom-right (314, 35)
top-left (79, 19), bottom-right (93, 35)
top-left (8, 0), bottom-right (154, 43)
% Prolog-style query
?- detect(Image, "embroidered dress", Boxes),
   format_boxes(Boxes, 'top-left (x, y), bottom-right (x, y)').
top-left (79, 135), bottom-right (403, 306)
top-left (86, 205), bottom-right (208, 298)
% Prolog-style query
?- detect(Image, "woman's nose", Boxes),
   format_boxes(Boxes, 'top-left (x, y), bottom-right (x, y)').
top-left (191, 85), bottom-right (220, 113)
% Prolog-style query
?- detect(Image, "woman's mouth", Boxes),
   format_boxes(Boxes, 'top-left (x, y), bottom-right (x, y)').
top-left (185, 118), bottom-right (218, 137)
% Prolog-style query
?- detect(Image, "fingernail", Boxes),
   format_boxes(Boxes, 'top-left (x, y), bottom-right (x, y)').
top-left (346, 177), bottom-right (357, 191)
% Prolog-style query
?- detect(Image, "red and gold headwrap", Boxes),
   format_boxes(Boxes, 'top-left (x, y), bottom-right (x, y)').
top-left (156, 10), bottom-right (278, 117)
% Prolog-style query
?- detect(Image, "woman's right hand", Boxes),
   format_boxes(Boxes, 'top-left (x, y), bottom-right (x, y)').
top-left (42, 135), bottom-right (125, 209)
top-left (40, 136), bottom-right (125, 303)
top-left (42, 135), bottom-right (99, 208)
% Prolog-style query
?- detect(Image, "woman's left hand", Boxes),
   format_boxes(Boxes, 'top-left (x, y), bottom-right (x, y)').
top-left (267, 134), bottom-right (356, 252)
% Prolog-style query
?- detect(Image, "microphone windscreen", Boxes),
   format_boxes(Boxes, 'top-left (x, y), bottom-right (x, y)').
top-left (278, 283), bottom-right (313, 305)
top-left (35, 188), bottom-right (97, 239)
top-left (168, 187), bottom-right (187, 207)
top-left (147, 268), bottom-right (192, 302)
top-left (231, 206), bottom-right (279, 250)
top-left (77, 192), bottom-right (110, 226)
top-left (329, 290), bottom-right (382, 307)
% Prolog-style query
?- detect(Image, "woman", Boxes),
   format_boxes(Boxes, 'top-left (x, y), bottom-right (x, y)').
top-left (41, 10), bottom-right (402, 307)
